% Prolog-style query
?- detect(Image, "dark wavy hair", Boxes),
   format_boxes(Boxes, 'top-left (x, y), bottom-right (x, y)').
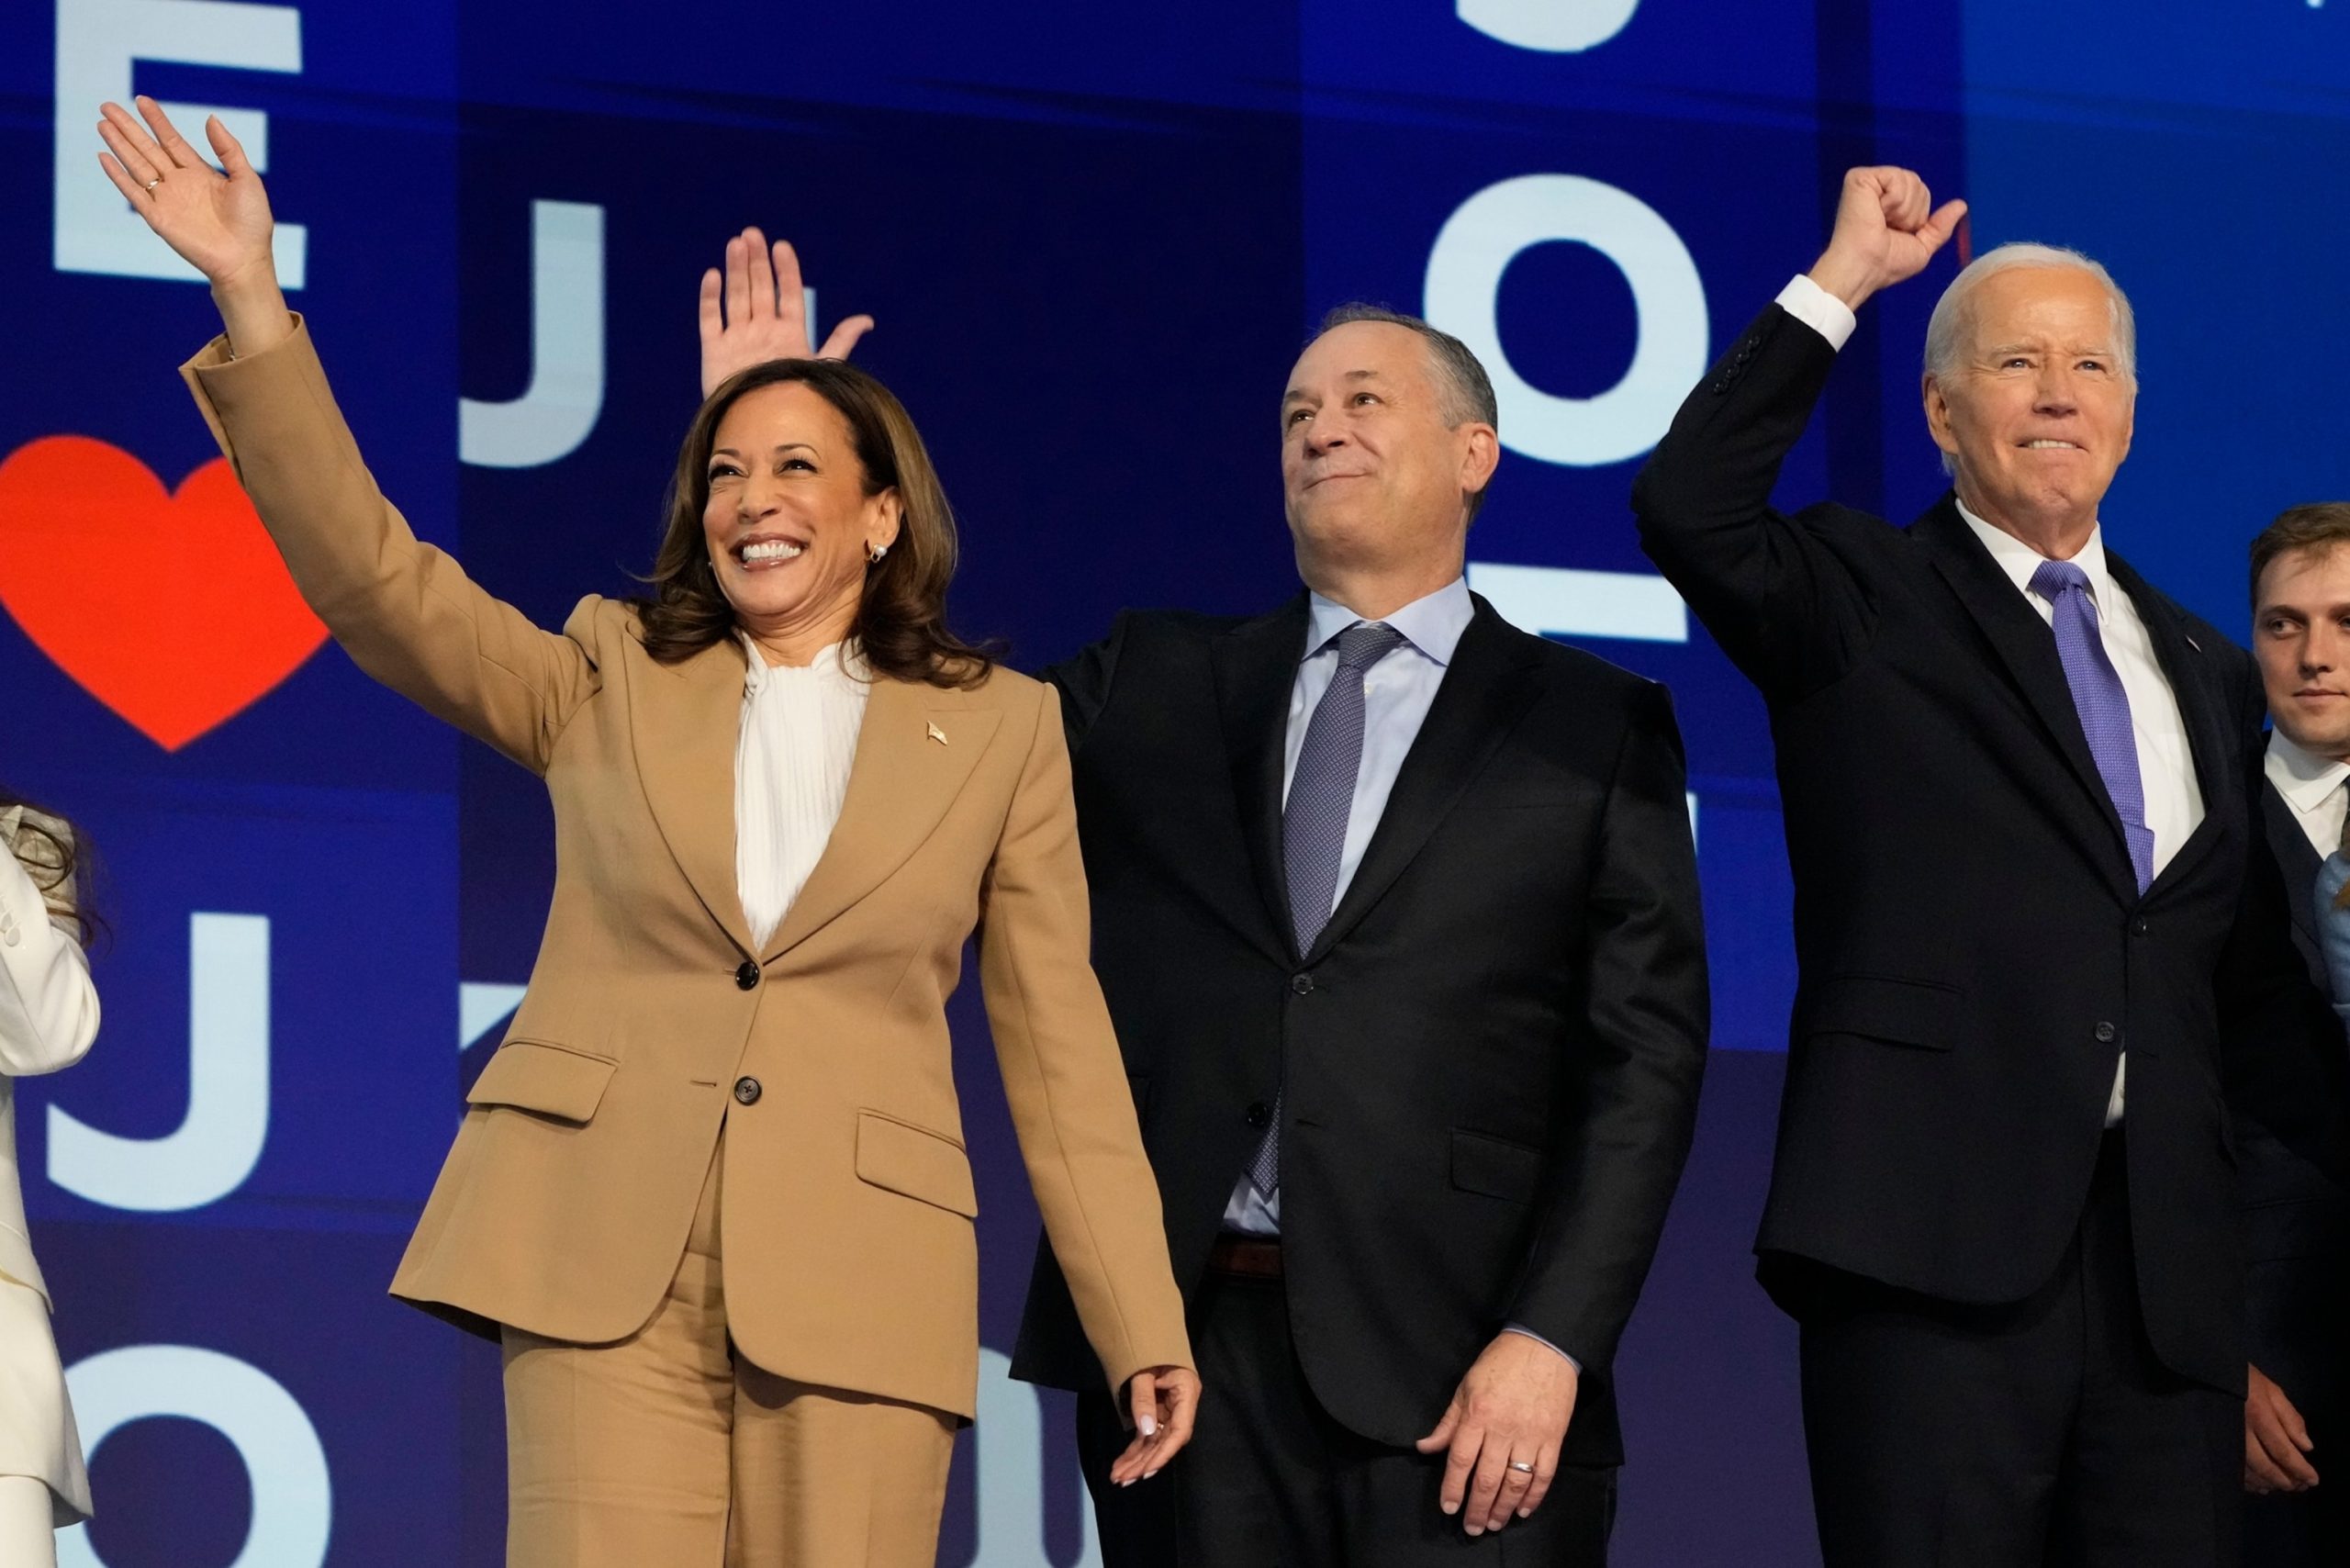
top-left (631, 358), bottom-right (997, 687)
top-left (0, 790), bottom-right (99, 949)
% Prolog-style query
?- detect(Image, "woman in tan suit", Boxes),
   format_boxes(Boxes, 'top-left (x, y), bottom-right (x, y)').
top-left (0, 801), bottom-right (98, 1568)
top-left (97, 96), bottom-right (1195, 1566)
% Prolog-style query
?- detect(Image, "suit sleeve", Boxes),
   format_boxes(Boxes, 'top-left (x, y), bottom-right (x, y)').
top-left (1504, 682), bottom-right (1708, 1368)
top-left (1630, 302), bottom-right (1884, 699)
top-left (182, 319), bottom-right (598, 773)
top-left (0, 824), bottom-right (97, 1079)
top-left (978, 680), bottom-right (1193, 1392)
top-left (1037, 613), bottom-right (1131, 754)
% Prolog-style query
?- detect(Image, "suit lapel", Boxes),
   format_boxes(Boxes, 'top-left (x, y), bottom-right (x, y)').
top-left (1307, 600), bottom-right (1544, 962)
top-left (762, 678), bottom-right (999, 960)
top-left (1911, 499), bottom-right (2137, 893)
top-left (1212, 597), bottom-right (1311, 961)
top-left (2106, 548), bottom-right (2229, 896)
top-left (631, 636), bottom-right (759, 957)
top-left (2261, 771), bottom-right (2324, 974)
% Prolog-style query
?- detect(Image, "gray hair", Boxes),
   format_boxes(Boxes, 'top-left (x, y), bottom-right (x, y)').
top-left (1923, 242), bottom-right (2137, 385)
top-left (1312, 304), bottom-right (1499, 432)
top-left (1921, 243), bottom-right (2136, 476)
top-left (1309, 304), bottom-right (1499, 520)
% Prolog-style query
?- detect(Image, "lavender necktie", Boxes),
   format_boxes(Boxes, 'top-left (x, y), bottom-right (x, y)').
top-left (1248, 621), bottom-right (1406, 1200)
top-left (2030, 558), bottom-right (2154, 892)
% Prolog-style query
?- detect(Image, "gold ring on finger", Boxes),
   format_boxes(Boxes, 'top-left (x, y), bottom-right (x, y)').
top-left (1507, 1461), bottom-right (1536, 1474)
top-left (144, 176), bottom-right (161, 192)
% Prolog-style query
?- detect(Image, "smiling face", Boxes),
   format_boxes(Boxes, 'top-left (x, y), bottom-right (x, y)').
top-left (1279, 320), bottom-right (1497, 600)
top-left (2256, 543), bottom-right (2350, 759)
top-left (1923, 265), bottom-right (2135, 544)
top-left (700, 381), bottom-right (899, 656)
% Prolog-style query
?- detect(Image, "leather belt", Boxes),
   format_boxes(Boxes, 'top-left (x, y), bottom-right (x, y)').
top-left (1207, 1236), bottom-right (1284, 1279)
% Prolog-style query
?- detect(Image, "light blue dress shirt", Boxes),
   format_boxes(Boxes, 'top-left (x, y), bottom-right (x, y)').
top-left (1214, 578), bottom-right (1577, 1368)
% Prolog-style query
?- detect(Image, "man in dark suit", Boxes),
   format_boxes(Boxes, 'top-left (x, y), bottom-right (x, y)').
top-left (2237, 504), bottom-right (2350, 1561)
top-left (1632, 165), bottom-right (2314, 1566)
top-left (1011, 305), bottom-right (1710, 1565)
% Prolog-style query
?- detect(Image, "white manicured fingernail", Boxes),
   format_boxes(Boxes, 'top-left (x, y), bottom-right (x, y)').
top-left (1139, 1416), bottom-right (1158, 1437)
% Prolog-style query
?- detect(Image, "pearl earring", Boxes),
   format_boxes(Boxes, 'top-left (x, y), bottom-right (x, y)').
top-left (867, 543), bottom-right (890, 565)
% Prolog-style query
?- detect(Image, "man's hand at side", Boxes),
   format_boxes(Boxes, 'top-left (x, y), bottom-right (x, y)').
top-left (1415, 1331), bottom-right (1580, 1536)
top-left (2246, 1362), bottom-right (2320, 1495)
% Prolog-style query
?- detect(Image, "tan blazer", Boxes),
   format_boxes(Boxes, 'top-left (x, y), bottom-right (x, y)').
top-left (183, 322), bottom-right (1191, 1420)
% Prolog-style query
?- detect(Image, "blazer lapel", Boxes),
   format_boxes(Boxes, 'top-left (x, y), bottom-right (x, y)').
top-left (631, 636), bottom-right (760, 958)
top-left (2106, 548), bottom-right (2231, 897)
top-left (2260, 770), bottom-right (2324, 975)
top-left (1911, 498), bottom-right (2138, 893)
top-left (1306, 600), bottom-right (1544, 962)
top-left (762, 678), bottom-right (1000, 960)
top-left (1212, 597), bottom-right (1311, 962)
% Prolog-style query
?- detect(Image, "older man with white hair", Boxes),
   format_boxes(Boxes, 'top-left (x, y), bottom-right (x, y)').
top-left (1634, 167), bottom-right (2316, 1566)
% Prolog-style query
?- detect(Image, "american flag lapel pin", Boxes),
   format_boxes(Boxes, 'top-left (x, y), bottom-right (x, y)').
top-left (926, 721), bottom-right (948, 746)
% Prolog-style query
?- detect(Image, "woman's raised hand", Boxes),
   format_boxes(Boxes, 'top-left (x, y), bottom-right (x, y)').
top-left (698, 228), bottom-right (874, 398)
top-left (96, 96), bottom-right (291, 357)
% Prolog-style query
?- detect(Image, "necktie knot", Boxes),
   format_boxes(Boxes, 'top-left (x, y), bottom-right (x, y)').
top-left (2029, 557), bottom-right (2093, 603)
top-left (1333, 621), bottom-right (1405, 673)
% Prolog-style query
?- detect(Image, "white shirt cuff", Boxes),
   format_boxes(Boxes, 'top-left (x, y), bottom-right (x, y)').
top-left (1775, 274), bottom-right (1858, 352)
top-left (1502, 1323), bottom-right (1580, 1372)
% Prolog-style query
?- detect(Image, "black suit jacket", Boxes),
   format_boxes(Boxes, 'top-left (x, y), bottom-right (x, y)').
top-left (1632, 301), bottom-right (2308, 1395)
top-left (2240, 766), bottom-right (2350, 1421)
top-left (1009, 594), bottom-right (1710, 1467)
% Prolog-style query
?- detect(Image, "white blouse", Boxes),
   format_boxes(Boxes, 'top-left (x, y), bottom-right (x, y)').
top-left (734, 637), bottom-right (870, 949)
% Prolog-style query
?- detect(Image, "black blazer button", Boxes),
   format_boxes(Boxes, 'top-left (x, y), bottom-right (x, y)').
top-left (733, 1076), bottom-right (763, 1105)
top-left (1245, 1102), bottom-right (1270, 1129)
top-left (2093, 1021), bottom-right (2117, 1044)
top-left (2132, 918), bottom-right (2150, 937)
top-left (735, 961), bottom-right (760, 991)
top-left (1290, 973), bottom-right (1315, 995)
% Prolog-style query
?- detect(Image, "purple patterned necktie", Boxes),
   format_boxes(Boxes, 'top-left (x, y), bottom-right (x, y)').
top-left (1248, 621), bottom-right (1405, 1201)
top-left (2030, 558), bottom-right (2154, 892)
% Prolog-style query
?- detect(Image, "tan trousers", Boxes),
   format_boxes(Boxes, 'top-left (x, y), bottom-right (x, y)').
top-left (499, 1139), bottom-right (957, 1567)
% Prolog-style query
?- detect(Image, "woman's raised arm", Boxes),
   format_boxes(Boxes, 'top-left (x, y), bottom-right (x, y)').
top-left (96, 97), bottom-right (599, 773)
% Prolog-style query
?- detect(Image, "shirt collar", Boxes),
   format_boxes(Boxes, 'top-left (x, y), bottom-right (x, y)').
top-left (1955, 499), bottom-right (2111, 604)
top-left (739, 634), bottom-right (866, 694)
top-left (2266, 728), bottom-right (2350, 814)
top-left (1303, 577), bottom-right (1474, 667)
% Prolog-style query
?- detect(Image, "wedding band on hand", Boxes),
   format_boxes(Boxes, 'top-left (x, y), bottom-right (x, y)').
top-left (1507, 1461), bottom-right (1536, 1474)
top-left (144, 177), bottom-right (161, 192)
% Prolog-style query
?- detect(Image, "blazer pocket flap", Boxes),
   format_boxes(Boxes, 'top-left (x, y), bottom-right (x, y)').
top-left (1450, 1129), bottom-right (1544, 1203)
top-left (1804, 974), bottom-right (1958, 1049)
top-left (856, 1111), bottom-right (979, 1217)
top-left (465, 1040), bottom-right (618, 1124)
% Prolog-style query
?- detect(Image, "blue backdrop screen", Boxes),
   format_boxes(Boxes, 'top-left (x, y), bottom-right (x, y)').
top-left (0, 2), bottom-right (2342, 1562)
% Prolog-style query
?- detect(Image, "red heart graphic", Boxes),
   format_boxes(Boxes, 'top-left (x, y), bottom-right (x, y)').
top-left (0, 436), bottom-right (326, 751)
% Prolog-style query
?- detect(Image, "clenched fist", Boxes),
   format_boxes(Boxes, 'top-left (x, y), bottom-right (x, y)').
top-left (1806, 166), bottom-right (1967, 311)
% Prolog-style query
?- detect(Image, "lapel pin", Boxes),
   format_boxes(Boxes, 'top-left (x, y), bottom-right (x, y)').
top-left (926, 721), bottom-right (948, 746)
top-left (2185, 633), bottom-right (2201, 653)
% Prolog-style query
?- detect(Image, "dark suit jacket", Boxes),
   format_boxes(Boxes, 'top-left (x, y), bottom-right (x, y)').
top-left (1009, 594), bottom-right (1710, 1467)
top-left (1632, 300), bottom-right (2310, 1395)
top-left (2241, 764), bottom-right (2350, 1520)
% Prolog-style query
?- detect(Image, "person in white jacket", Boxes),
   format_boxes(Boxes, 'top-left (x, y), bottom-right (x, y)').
top-left (0, 801), bottom-right (97, 1566)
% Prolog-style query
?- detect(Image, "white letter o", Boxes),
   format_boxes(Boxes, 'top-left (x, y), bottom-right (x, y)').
top-left (1457, 0), bottom-right (1642, 52)
top-left (1424, 174), bottom-right (1707, 469)
top-left (58, 1346), bottom-right (330, 1568)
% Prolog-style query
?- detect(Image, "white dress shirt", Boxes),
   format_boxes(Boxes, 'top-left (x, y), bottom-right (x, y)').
top-left (1777, 275), bottom-right (2206, 1126)
top-left (2266, 730), bottom-right (2350, 857)
top-left (734, 637), bottom-right (869, 950)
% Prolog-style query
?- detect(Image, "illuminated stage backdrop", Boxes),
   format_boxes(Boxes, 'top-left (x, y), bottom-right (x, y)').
top-left (1, 1), bottom-right (2345, 1563)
